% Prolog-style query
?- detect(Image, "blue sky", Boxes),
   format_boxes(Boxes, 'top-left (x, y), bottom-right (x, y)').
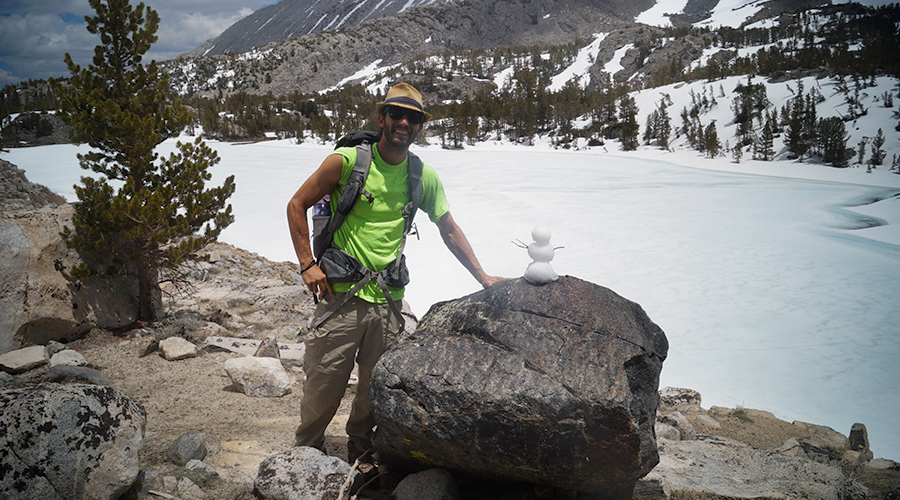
top-left (0, 0), bottom-right (271, 85)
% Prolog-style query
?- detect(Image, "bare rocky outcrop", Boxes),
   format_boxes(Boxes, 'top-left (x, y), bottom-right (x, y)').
top-left (0, 160), bottom-right (144, 354)
top-left (0, 159), bottom-right (66, 209)
top-left (0, 202), bottom-right (140, 354)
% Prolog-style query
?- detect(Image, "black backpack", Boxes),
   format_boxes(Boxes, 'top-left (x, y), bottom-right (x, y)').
top-left (310, 130), bottom-right (424, 329)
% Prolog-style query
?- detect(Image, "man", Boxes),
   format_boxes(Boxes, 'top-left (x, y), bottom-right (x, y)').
top-left (286, 83), bottom-right (505, 462)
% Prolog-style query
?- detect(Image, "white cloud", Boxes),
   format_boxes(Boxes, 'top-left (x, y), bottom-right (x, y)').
top-left (0, 1), bottom-right (270, 84)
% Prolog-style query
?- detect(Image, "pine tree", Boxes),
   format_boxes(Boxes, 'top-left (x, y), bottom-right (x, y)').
top-left (870, 128), bottom-right (886, 166)
top-left (618, 94), bottom-right (640, 151)
top-left (817, 117), bottom-right (849, 167)
top-left (54, 0), bottom-right (235, 322)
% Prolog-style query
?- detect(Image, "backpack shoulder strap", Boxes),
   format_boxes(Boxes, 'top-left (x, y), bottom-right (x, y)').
top-left (403, 151), bottom-right (423, 234)
top-left (314, 143), bottom-right (373, 261)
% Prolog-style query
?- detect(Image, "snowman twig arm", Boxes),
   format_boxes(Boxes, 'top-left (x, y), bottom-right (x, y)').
top-left (437, 212), bottom-right (508, 288)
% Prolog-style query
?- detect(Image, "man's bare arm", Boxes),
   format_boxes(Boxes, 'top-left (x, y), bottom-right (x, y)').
top-left (436, 212), bottom-right (508, 288)
top-left (286, 154), bottom-right (343, 299)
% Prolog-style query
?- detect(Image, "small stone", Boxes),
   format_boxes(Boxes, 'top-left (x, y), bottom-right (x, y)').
top-left (49, 349), bottom-right (87, 367)
top-left (848, 423), bottom-right (869, 452)
top-left (223, 356), bottom-right (292, 397)
top-left (0, 345), bottom-right (49, 373)
top-left (392, 468), bottom-right (460, 500)
top-left (165, 432), bottom-right (207, 466)
top-left (659, 387), bottom-right (701, 408)
top-left (159, 337), bottom-right (200, 361)
top-left (253, 336), bottom-right (280, 359)
top-left (185, 459), bottom-right (221, 485)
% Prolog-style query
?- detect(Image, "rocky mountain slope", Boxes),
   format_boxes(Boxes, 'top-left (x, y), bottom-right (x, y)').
top-left (164, 0), bottom-right (648, 96)
top-left (184, 0), bottom-right (460, 57)
top-left (164, 0), bottom-right (837, 99)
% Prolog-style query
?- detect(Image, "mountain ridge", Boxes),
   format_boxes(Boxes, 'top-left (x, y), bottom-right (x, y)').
top-left (184, 0), bottom-right (460, 57)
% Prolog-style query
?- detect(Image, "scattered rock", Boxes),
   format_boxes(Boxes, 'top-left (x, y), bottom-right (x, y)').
top-left (371, 277), bottom-right (668, 497)
top-left (392, 468), bottom-right (461, 500)
top-left (49, 348), bottom-right (87, 367)
top-left (165, 432), bottom-right (208, 466)
top-left (254, 335), bottom-right (280, 359)
top-left (645, 435), bottom-right (848, 500)
top-left (158, 336), bottom-right (200, 361)
top-left (42, 365), bottom-right (113, 386)
top-left (253, 446), bottom-right (351, 500)
top-left (659, 410), bottom-right (697, 440)
top-left (658, 386), bottom-right (701, 409)
top-left (185, 459), bottom-right (221, 486)
top-left (0, 383), bottom-right (146, 500)
top-left (0, 344), bottom-right (49, 373)
top-left (205, 336), bottom-right (305, 368)
top-left (223, 355), bottom-right (293, 397)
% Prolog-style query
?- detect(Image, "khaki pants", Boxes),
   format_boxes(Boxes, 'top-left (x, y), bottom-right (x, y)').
top-left (294, 292), bottom-right (402, 456)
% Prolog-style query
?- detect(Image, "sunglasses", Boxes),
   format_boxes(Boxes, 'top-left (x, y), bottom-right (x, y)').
top-left (385, 106), bottom-right (425, 125)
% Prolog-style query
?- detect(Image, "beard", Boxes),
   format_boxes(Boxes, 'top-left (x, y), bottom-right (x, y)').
top-left (383, 123), bottom-right (419, 149)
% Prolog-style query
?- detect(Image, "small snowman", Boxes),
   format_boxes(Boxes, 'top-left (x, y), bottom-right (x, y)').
top-left (515, 226), bottom-right (562, 285)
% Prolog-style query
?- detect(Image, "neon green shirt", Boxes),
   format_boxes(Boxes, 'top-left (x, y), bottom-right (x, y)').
top-left (328, 144), bottom-right (449, 303)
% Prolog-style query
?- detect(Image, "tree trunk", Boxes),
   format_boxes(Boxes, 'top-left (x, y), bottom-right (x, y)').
top-left (136, 257), bottom-right (162, 322)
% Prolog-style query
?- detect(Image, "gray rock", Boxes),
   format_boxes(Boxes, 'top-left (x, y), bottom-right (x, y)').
top-left (654, 421), bottom-right (680, 441)
top-left (647, 435), bottom-right (847, 500)
top-left (185, 459), bottom-right (221, 485)
top-left (0, 345), bottom-right (49, 373)
top-left (0, 383), bottom-right (146, 500)
top-left (223, 356), bottom-right (293, 397)
top-left (658, 386), bottom-right (701, 409)
top-left (849, 422), bottom-right (869, 452)
top-left (371, 277), bottom-right (668, 497)
top-left (392, 468), bottom-right (460, 500)
top-left (42, 365), bottom-right (113, 386)
top-left (49, 348), bottom-right (87, 367)
top-left (47, 340), bottom-right (67, 356)
top-left (165, 432), bottom-right (207, 466)
top-left (253, 446), bottom-right (351, 500)
top-left (659, 411), bottom-right (696, 440)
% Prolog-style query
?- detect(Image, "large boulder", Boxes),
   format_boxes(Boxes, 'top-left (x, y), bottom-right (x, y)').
top-left (0, 383), bottom-right (147, 500)
top-left (0, 203), bottom-right (140, 354)
top-left (371, 277), bottom-right (668, 498)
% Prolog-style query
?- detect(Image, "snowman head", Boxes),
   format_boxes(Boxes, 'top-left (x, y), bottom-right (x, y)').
top-left (531, 226), bottom-right (552, 245)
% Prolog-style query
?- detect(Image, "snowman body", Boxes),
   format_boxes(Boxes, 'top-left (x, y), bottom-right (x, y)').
top-left (523, 226), bottom-right (559, 285)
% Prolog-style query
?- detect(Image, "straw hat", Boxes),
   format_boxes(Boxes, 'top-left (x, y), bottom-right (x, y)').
top-left (376, 83), bottom-right (432, 122)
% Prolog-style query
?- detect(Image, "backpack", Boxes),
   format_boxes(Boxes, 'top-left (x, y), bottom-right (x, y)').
top-left (310, 130), bottom-right (424, 329)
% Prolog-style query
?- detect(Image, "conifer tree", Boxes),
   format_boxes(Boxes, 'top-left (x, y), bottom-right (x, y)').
top-left (54, 0), bottom-right (235, 322)
top-left (618, 94), bottom-right (639, 151)
top-left (870, 128), bottom-right (886, 166)
top-left (816, 117), bottom-right (850, 167)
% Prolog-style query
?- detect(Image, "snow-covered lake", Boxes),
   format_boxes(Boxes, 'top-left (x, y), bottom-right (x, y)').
top-left (4, 137), bottom-right (899, 461)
